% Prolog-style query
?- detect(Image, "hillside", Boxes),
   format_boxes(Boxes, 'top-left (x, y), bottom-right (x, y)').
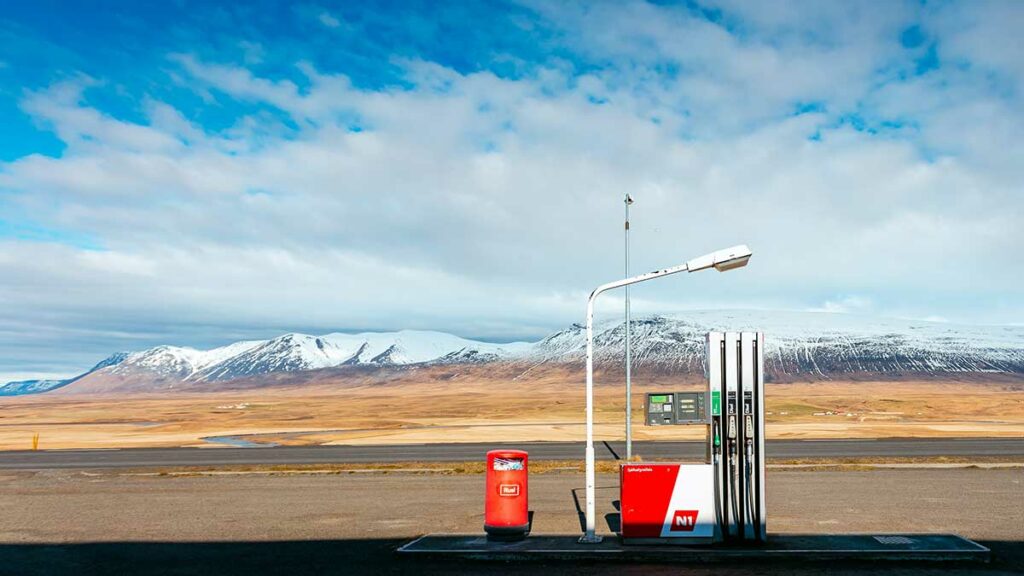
top-left (6, 311), bottom-right (1023, 395)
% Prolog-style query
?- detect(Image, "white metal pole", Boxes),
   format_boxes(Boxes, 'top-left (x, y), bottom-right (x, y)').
top-left (624, 195), bottom-right (632, 461)
top-left (581, 261), bottom-right (690, 544)
top-left (581, 294), bottom-right (600, 543)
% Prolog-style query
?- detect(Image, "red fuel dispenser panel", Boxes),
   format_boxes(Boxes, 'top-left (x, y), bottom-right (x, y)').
top-left (620, 463), bottom-right (715, 542)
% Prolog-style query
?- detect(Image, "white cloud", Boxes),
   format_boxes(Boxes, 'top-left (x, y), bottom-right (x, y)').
top-left (318, 11), bottom-right (341, 29)
top-left (20, 77), bottom-right (186, 154)
top-left (237, 40), bottom-right (265, 65)
top-left (1, 1), bottom-right (1022, 377)
top-left (524, 0), bottom-right (914, 135)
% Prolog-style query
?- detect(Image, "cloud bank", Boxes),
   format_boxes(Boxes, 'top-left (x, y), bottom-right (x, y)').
top-left (0, 0), bottom-right (1021, 379)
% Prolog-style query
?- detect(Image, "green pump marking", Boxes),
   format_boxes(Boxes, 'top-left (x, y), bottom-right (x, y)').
top-left (711, 390), bottom-right (721, 416)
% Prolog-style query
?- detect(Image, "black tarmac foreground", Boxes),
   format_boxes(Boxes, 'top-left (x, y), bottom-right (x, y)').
top-left (398, 533), bottom-right (990, 563)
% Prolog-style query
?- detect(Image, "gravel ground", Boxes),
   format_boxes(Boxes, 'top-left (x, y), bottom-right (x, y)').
top-left (0, 467), bottom-right (1020, 575)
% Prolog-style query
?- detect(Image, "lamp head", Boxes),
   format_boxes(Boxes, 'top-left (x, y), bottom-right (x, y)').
top-left (713, 253), bottom-right (751, 272)
top-left (625, 194), bottom-right (633, 205)
top-left (686, 244), bottom-right (753, 273)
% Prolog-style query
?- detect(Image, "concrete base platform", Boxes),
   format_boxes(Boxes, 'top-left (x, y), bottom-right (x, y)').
top-left (397, 533), bottom-right (990, 563)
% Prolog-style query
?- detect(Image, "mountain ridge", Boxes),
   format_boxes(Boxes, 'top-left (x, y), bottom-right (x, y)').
top-left (4, 310), bottom-right (1023, 395)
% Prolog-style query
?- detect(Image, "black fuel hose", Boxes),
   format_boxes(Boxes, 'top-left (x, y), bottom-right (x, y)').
top-left (713, 454), bottom-right (725, 540)
top-left (745, 442), bottom-right (756, 536)
top-left (712, 421), bottom-right (725, 540)
top-left (728, 442), bottom-right (740, 538)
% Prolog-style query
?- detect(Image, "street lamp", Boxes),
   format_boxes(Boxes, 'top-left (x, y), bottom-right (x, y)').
top-left (579, 244), bottom-right (753, 544)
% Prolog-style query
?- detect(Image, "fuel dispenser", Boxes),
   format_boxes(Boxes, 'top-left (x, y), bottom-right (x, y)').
top-left (620, 331), bottom-right (766, 544)
top-left (708, 331), bottom-right (766, 543)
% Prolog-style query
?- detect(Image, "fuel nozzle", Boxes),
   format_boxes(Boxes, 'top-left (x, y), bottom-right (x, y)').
top-left (711, 419), bottom-right (723, 467)
top-left (725, 414), bottom-right (736, 457)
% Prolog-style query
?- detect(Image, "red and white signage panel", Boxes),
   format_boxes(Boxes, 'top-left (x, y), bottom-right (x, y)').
top-left (620, 463), bottom-right (715, 540)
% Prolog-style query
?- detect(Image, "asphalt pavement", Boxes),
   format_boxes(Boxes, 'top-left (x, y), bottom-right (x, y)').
top-left (0, 437), bottom-right (1022, 470)
top-left (1, 468), bottom-right (1022, 575)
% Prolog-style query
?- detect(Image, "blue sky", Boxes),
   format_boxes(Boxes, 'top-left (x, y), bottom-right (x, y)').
top-left (1, 0), bottom-right (1022, 380)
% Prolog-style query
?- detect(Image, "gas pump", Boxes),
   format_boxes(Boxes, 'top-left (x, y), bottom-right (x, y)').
top-left (620, 331), bottom-right (766, 545)
top-left (708, 331), bottom-right (766, 543)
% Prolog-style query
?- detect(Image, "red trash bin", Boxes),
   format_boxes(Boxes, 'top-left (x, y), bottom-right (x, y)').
top-left (484, 449), bottom-right (529, 539)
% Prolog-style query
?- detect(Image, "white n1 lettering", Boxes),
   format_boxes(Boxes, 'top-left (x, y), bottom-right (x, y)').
top-left (669, 510), bottom-right (698, 532)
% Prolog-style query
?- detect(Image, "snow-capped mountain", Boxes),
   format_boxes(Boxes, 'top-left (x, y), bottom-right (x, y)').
top-left (107, 340), bottom-right (266, 380)
top-left (0, 352), bottom-right (129, 396)
top-left (0, 378), bottom-right (69, 396)
top-left (102, 330), bottom-right (529, 384)
top-left (531, 311), bottom-right (1024, 378)
top-left (4, 311), bottom-right (1023, 395)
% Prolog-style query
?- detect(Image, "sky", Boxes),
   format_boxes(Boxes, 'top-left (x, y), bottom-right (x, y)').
top-left (1, 0), bottom-right (1022, 381)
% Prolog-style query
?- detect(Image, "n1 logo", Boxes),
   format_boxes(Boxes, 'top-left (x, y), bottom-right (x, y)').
top-left (499, 484), bottom-right (520, 497)
top-left (669, 510), bottom-right (699, 532)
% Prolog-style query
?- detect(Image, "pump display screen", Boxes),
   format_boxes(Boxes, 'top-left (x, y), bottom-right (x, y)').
top-left (675, 392), bottom-right (706, 423)
top-left (646, 393), bottom-right (675, 425)
top-left (645, 391), bottom-right (708, 425)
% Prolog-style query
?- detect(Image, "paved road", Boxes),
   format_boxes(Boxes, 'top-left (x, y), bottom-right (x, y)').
top-left (0, 438), bottom-right (1022, 470)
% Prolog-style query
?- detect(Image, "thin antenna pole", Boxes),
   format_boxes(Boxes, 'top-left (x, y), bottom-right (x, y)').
top-left (624, 194), bottom-right (633, 460)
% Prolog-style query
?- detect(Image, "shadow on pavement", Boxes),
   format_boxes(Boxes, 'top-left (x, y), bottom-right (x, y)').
top-left (0, 539), bottom-right (1020, 576)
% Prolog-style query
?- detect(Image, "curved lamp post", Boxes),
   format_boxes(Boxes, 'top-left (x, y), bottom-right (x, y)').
top-left (579, 244), bottom-right (753, 544)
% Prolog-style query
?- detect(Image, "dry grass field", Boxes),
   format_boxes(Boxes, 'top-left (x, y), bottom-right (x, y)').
top-left (1, 369), bottom-right (1023, 450)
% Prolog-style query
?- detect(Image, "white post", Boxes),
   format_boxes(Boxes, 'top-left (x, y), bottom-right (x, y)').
top-left (582, 294), bottom-right (600, 543)
top-left (581, 261), bottom-right (690, 544)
